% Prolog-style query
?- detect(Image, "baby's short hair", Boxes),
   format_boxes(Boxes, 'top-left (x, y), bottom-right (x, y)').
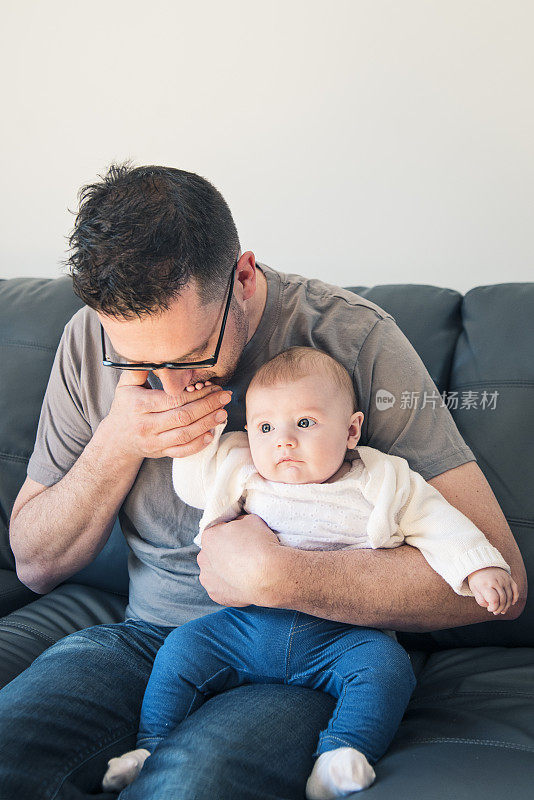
top-left (247, 346), bottom-right (357, 412)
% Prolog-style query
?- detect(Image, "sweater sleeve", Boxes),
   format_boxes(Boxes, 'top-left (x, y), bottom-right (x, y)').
top-left (172, 422), bottom-right (253, 548)
top-left (397, 467), bottom-right (511, 596)
top-left (171, 422), bottom-right (227, 509)
top-left (172, 421), bottom-right (251, 506)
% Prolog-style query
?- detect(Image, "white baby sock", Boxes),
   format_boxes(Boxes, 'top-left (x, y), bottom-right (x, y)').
top-left (102, 747), bottom-right (151, 791)
top-left (305, 747), bottom-right (376, 799)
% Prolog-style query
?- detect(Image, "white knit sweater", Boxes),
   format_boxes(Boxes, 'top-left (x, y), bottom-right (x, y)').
top-left (172, 423), bottom-right (510, 597)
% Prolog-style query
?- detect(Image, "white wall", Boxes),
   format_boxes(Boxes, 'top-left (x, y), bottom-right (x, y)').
top-left (1, 0), bottom-right (532, 292)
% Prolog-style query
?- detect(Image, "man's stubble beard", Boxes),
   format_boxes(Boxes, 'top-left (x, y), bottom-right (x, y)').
top-left (192, 299), bottom-right (249, 387)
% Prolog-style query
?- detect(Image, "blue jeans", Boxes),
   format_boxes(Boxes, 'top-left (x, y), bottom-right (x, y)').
top-left (137, 606), bottom-right (416, 765)
top-left (0, 615), bottom-right (406, 800)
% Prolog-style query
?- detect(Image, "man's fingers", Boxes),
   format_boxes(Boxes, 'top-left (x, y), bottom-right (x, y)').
top-left (109, 371), bottom-right (230, 459)
top-left (117, 374), bottom-right (226, 415)
top-left (144, 383), bottom-right (226, 413)
top-left (162, 429), bottom-right (224, 459)
top-left (156, 407), bottom-right (228, 452)
top-left (118, 381), bottom-right (224, 414)
top-left (154, 389), bottom-right (231, 432)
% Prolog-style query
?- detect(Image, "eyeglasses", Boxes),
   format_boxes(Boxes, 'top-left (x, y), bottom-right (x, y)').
top-left (100, 259), bottom-right (236, 371)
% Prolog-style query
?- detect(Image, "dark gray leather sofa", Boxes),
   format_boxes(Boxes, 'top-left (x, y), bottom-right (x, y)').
top-left (1, 275), bottom-right (533, 798)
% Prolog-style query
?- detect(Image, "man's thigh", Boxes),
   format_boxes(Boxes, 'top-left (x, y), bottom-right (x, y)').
top-left (0, 618), bottom-right (170, 800)
top-left (121, 683), bottom-right (337, 800)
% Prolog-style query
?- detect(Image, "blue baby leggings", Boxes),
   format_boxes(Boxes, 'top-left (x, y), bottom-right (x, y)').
top-left (136, 605), bottom-right (416, 765)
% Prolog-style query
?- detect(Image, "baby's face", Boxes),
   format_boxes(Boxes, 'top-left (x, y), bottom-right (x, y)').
top-left (246, 374), bottom-right (363, 484)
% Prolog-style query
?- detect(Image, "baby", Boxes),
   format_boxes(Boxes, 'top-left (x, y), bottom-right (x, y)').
top-left (103, 347), bottom-right (518, 799)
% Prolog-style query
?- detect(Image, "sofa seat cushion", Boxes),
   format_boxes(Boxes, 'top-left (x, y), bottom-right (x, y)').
top-left (369, 645), bottom-right (534, 798)
top-left (0, 583), bottom-right (127, 688)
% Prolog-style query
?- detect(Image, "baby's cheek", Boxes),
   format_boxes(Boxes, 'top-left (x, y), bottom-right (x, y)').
top-left (247, 438), bottom-right (261, 466)
top-left (249, 441), bottom-right (271, 476)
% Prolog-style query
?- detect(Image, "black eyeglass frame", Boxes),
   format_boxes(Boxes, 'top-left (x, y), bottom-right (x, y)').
top-left (100, 259), bottom-right (237, 371)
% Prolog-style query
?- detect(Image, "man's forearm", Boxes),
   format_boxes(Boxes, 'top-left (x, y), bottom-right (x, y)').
top-left (266, 542), bottom-right (507, 631)
top-left (265, 461), bottom-right (527, 631)
top-left (10, 418), bottom-right (143, 593)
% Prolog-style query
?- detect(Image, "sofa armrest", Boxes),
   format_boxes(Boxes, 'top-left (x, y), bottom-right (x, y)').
top-left (0, 569), bottom-right (40, 617)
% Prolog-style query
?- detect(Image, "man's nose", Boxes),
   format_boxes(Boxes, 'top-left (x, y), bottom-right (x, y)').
top-left (153, 368), bottom-right (194, 395)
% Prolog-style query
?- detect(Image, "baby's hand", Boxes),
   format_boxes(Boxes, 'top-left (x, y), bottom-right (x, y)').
top-left (467, 567), bottom-right (519, 615)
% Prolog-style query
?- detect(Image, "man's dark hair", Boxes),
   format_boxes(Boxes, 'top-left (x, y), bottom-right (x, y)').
top-left (65, 162), bottom-right (241, 318)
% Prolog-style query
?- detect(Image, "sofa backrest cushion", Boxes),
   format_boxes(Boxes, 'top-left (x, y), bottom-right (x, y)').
top-left (439, 284), bottom-right (534, 648)
top-left (0, 277), bottom-right (129, 594)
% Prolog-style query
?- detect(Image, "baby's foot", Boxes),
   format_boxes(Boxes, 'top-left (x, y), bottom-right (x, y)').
top-left (102, 748), bottom-right (151, 792)
top-left (305, 747), bottom-right (376, 799)
top-left (185, 380), bottom-right (213, 392)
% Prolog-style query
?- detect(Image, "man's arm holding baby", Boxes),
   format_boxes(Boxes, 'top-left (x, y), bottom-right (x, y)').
top-left (197, 459), bottom-right (527, 631)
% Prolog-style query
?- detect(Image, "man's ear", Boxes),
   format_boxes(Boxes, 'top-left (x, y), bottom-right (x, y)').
top-left (347, 411), bottom-right (364, 449)
top-left (235, 251), bottom-right (257, 302)
top-left (244, 424), bottom-right (248, 431)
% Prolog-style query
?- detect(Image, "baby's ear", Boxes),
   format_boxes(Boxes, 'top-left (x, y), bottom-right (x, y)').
top-left (347, 411), bottom-right (364, 448)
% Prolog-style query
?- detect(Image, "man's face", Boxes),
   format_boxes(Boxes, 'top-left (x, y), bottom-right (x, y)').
top-left (245, 374), bottom-right (364, 484)
top-left (98, 278), bottom-right (249, 395)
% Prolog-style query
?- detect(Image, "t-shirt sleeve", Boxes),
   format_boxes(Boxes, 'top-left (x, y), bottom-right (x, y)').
top-left (27, 320), bottom-right (93, 486)
top-left (353, 317), bottom-right (476, 480)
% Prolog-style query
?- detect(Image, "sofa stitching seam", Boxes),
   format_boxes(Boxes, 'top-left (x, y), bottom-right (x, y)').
top-left (0, 339), bottom-right (57, 352)
top-left (411, 691), bottom-right (534, 702)
top-left (0, 451), bottom-right (29, 463)
top-left (406, 737), bottom-right (534, 753)
top-left (0, 621), bottom-right (59, 643)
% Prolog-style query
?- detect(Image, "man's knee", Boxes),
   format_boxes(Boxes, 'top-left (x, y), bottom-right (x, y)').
top-left (127, 685), bottom-right (332, 800)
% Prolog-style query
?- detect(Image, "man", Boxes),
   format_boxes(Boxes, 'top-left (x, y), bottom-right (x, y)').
top-left (3, 164), bottom-right (526, 799)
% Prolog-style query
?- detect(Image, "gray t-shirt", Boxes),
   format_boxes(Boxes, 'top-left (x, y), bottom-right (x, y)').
top-left (27, 264), bottom-right (475, 626)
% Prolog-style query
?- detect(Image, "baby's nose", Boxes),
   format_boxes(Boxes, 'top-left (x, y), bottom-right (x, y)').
top-left (277, 434), bottom-right (297, 447)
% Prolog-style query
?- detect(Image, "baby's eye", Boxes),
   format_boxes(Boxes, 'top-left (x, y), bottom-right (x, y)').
top-left (260, 423), bottom-right (272, 433)
top-left (297, 418), bottom-right (316, 428)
